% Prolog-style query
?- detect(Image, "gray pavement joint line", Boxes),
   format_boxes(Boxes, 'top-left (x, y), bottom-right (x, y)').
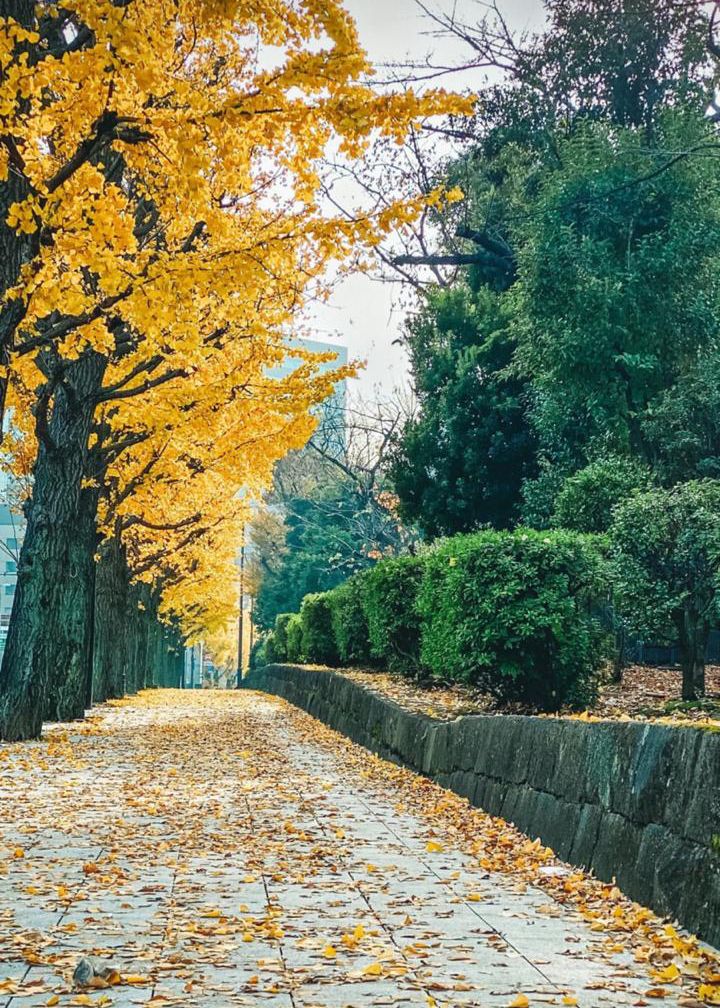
top-left (291, 730), bottom-right (562, 990)
top-left (1, 745), bottom-right (50, 1008)
top-left (281, 759), bottom-right (475, 1004)
top-left (5, 828), bottom-right (108, 1008)
top-left (280, 730), bottom-right (558, 993)
top-left (151, 861), bottom-right (179, 1002)
top-left (241, 792), bottom-right (298, 1008)
top-left (353, 792), bottom-right (560, 992)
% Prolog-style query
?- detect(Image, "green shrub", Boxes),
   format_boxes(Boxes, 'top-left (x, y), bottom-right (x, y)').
top-left (417, 528), bottom-right (609, 710)
top-left (285, 614), bottom-right (304, 663)
top-left (552, 457), bottom-right (654, 533)
top-left (609, 480), bottom-right (720, 701)
top-left (273, 613), bottom-right (294, 660)
top-left (263, 630), bottom-right (281, 665)
top-left (300, 593), bottom-right (339, 665)
top-left (362, 556), bottom-right (424, 676)
top-left (249, 638), bottom-right (266, 670)
top-left (328, 575), bottom-right (373, 666)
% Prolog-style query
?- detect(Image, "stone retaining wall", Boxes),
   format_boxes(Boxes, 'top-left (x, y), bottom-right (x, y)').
top-left (243, 663), bottom-right (720, 948)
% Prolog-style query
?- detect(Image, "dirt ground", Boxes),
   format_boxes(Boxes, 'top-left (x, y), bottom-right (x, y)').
top-left (331, 664), bottom-right (720, 726)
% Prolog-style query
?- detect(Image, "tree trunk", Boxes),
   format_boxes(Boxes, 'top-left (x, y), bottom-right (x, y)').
top-left (0, 350), bottom-right (106, 740)
top-left (50, 481), bottom-right (101, 722)
top-left (93, 536), bottom-right (130, 703)
top-left (677, 607), bottom-right (707, 702)
top-left (125, 582), bottom-right (148, 695)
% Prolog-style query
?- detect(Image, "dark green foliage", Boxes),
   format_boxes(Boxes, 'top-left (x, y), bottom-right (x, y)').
top-left (609, 480), bottom-right (720, 700)
top-left (273, 613), bottom-right (293, 661)
top-left (254, 487), bottom-right (363, 630)
top-left (514, 0), bottom-right (711, 134)
top-left (299, 593), bottom-right (339, 666)
top-left (361, 557), bottom-right (424, 676)
top-left (552, 457), bottom-right (654, 533)
top-left (643, 352), bottom-right (720, 484)
top-left (514, 116), bottom-right (720, 480)
top-left (417, 529), bottom-right (609, 710)
top-left (392, 28), bottom-right (719, 541)
top-left (285, 614), bottom-right (304, 664)
top-left (390, 286), bottom-right (536, 538)
top-left (249, 638), bottom-right (267, 670)
top-left (263, 632), bottom-right (281, 665)
top-left (328, 576), bottom-right (373, 666)
top-left (254, 473), bottom-right (409, 630)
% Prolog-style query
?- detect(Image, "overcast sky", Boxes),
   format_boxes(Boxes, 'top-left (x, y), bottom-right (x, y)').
top-left (307, 0), bottom-right (545, 399)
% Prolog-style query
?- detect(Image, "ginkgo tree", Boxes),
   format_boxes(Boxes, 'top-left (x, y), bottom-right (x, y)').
top-left (0, 0), bottom-right (468, 738)
top-left (92, 342), bottom-right (351, 706)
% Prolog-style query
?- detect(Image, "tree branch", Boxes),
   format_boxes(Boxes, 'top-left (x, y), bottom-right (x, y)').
top-left (95, 366), bottom-right (187, 403)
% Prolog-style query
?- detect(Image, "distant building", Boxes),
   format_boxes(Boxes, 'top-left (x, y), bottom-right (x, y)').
top-left (272, 337), bottom-right (349, 455)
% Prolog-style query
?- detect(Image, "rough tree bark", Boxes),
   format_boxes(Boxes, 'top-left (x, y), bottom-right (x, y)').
top-left (0, 349), bottom-right (107, 739)
top-left (92, 536), bottom-right (130, 703)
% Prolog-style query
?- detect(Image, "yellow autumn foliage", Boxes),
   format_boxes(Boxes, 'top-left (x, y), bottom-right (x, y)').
top-left (0, 1), bottom-right (471, 646)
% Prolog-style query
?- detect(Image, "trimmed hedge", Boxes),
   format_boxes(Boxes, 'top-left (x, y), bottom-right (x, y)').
top-left (362, 556), bottom-right (424, 676)
top-left (249, 638), bottom-right (267, 670)
top-left (418, 529), bottom-right (609, 709)
top-left (273, 613), bottom-right (294, 659)
top-left (286, 613), bottom-right (304, 663)
top-left (328, 576), bottom-right (373, 666)
top-left (300, 593), bottom-right (339, 666)
top-left (263, 630), bottom-right (282, 664)
top-left (260, 529), bottom-right (610, 710)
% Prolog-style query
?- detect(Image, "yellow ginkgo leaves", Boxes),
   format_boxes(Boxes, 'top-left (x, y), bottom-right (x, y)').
top-left (0, 0), bottom-right (470, 687)
top-left (341, 924), bottom-right (366, 948)
top-left (363, 961), bottom-right (384, 977)
top-left (653, 962), bottom-right (681, 983)
top-left (6, 197), bottom-right (39, 234)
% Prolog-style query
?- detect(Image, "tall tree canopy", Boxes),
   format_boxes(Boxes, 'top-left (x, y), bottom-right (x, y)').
top-left (389, 0), bottom-right (720, 537)
top-left (389, 284), bottom-right (536, 537)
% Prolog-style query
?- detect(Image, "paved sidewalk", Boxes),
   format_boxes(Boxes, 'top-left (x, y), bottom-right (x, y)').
top-left (0, 691), bottom-right (712, 1007)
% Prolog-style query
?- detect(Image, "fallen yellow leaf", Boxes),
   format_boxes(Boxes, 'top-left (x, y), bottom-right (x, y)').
top-left (363, 962), bottom-right (384, 977)
top-left (654, 963), bottom-right (680, 983)
top-left (510, 996), bottom-right (529, 1008)
top-left (699, 984), bottom-right (720, 1005)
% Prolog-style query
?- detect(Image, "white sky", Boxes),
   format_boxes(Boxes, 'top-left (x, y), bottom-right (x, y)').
top-left (307, 0), bottom-right (545, 398)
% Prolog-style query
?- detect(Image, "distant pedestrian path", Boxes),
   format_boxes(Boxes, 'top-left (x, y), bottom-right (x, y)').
top-left (0, 692), bottom-right (713, 1007)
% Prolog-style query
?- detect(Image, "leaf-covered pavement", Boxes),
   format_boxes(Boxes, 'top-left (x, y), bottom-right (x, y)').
top-left (0, 690), bottom-right (718, 1008)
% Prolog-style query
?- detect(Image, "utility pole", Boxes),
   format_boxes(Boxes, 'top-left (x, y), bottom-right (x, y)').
top-left (248, 596), bottom-right (254, 659)
top-left (236, 533), bottom-right (245, 688)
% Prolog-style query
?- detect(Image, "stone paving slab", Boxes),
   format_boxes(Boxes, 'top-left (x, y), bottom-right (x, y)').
top-left (0, 691), bottom-right (713, 1008)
